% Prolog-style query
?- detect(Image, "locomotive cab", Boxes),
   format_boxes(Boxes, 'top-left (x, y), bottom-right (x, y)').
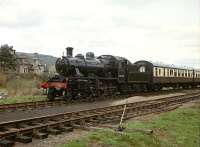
top-left (128, 61), bottom-right (153, 83)
top-left (125, 61), bottom-right (153, 91)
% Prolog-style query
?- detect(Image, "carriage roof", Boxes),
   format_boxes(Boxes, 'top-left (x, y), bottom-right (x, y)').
top-left (134, 60), bottom-right (194, 70)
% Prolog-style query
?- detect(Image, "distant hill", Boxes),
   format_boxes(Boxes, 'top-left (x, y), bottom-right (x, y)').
top-left (16, 52), bottom-right (58, 66)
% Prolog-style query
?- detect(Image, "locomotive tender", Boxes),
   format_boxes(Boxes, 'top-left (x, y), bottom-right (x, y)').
top-left (43, 47), bottom-right (200, 100)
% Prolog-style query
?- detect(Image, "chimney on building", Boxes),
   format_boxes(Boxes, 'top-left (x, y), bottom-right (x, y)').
top-left (66, 47), bottom-right (73, 57)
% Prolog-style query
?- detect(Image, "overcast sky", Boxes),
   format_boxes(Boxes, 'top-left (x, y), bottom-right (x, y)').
top-left (0, 0), bottom-right (200, 68)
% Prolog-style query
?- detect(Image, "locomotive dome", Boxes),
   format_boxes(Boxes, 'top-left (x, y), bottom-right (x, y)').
top-left (86, 52), bottom-right (95, 59)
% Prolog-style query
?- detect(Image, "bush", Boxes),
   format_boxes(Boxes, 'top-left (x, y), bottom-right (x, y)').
top-left (6, 73), bottom-right (45, 96)
top-left (0, 72), bottom-right (7, 88)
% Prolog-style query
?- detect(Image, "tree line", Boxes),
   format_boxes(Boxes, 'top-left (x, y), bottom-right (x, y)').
top-left (0, 44), bottom-right (17, 72)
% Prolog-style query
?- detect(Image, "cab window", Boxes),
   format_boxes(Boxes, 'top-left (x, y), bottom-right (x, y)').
top-left (139, 66), bottom-right (146, 72)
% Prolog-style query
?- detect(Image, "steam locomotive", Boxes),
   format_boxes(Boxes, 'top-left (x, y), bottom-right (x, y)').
top-left (42, 47), bottom-right (200, 100)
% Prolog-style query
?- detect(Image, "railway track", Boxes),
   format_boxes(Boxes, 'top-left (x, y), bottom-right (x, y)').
top-left (0, 100), bottom-right (66, 112)
top-left (0, 89), bottom-right (198, 112)
top-left (0, 92), bottom-right (199, 146)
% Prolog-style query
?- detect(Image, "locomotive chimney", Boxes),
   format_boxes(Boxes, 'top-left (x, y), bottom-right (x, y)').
top-left (66, 47), bottom-right (73, 57)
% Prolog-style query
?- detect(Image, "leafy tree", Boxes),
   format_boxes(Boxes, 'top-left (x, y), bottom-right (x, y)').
top-left (0, 44), bottom-right (17, 72)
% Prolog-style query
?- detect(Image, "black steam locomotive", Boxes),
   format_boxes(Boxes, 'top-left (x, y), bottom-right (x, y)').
top-left (43, 47), bottom-right (200, 100)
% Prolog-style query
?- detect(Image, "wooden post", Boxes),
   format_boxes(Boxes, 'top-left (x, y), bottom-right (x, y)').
top-left (118, 100), bottom-right (128, 131)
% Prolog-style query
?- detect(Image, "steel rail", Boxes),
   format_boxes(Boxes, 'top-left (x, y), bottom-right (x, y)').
top-left (0, 92), bottom-right (199, 127)
top-left (0, 100), bottom-right (65, 112)
top-left (0, 89), bottom-right (198, 112)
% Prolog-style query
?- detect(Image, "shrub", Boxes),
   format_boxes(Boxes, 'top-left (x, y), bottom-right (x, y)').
top-left (0, 72), bottom-right (7, 88)
top-left (6, 74), bottom-right (44, 96)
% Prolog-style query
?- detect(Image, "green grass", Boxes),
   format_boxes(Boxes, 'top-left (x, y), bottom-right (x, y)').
top-left (0, 95), bottom-right (47, 104)
top-left (61, 106), bottom-right (200, 147)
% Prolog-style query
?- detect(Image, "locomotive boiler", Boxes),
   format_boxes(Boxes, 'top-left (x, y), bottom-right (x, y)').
top-left (55, 47), bottom-right (119, 78)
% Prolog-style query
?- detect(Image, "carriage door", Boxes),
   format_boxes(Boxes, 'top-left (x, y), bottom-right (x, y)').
top-left (118, 61), bottom-right (126, 83)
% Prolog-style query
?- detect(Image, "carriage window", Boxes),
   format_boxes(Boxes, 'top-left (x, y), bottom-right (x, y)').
top-left (178, 70), bottom-right (180, 77)
top-left (139, 66), bottom-right (146, 72)
top-left (155, 68), bottom-right (158, 76)
top-left (158, 68), bottom-right (161, 76)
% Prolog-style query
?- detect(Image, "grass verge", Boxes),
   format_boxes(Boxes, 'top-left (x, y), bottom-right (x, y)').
top-left (0, 95), bottom-right (47, 104)
top-left (61, 105), bottom-right (200, 147)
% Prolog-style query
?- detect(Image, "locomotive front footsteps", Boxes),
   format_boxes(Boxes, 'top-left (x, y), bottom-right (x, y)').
top-left (41, 47), bottom-right (200, 101)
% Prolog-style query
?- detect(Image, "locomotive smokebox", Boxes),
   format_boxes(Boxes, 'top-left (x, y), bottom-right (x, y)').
top-left (66, 47), bottom-right (73, 57)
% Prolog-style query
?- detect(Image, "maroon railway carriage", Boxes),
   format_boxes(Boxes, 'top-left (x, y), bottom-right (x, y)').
top-left (194, 69), bottom-right (200, 86)
top-left (128, 60), bottom-right (200, 90)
